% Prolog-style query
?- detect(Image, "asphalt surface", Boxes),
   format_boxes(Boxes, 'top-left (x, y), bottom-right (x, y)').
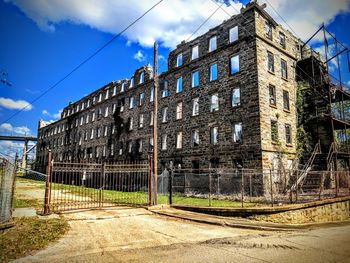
top-left (14, 207), bottom-right (350, 263)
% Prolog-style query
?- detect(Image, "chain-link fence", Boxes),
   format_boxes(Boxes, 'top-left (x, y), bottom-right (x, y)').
top-left (168, 167), bottom-right (350, 207)
top-left (0, 158), bottom-right (17, 225)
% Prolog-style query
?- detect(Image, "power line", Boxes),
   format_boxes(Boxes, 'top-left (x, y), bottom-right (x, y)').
top-left (0, 0), bottom-right (164, 125)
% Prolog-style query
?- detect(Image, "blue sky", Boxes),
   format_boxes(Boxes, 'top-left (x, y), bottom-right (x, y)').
top-left (0, 0), bottom-right (349, 157)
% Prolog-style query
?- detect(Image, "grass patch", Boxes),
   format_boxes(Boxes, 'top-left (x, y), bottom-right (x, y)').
top-left (0, 217), bottom-right (69, 263)
top-left (13, 198), bottom-right (41, 209)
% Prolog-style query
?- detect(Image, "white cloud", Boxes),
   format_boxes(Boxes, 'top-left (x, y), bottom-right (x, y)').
top-left (0, 97), bottom-right (33, 111)
top-left (133, 50), bottom-right (146, 62)
top-left (263, 0), bottom-right (349, 42)
top-left (5, 0), bottom-right (243, 49)
top-left (42, 109), bottom-right (62, 119)
top-left (0, 123), bottom-right (31, 135)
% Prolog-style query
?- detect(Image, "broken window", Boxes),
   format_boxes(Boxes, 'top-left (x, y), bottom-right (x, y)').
top-left (279, 32), bottom-right (286, 49)
top-left (138, 139), bottom-right (143, 153)
top-left (230, 54), bottom-right (240, 74)
top-left (267, 52), bottom-right (274, 72)
top-left (210, 64), bottom-right (218, 81)
top-left (192, 129), bottom-right (200, 147)
top-left (281, 59), bottom-right (288, 79)
top-left (176, 77), bottom-right (183, 93)
top-left (285, 124), bottom-right (292, 144)
top-left (209, 36), bottom-right (217, 52)
top-left (176, 102), bottom-right (183, 120)
top-left (176, 131), bottom-right (183, 149)
top-left (120, 98), bottom-right (125, 112)
top-left (110, 143), bottom-right (114, 156)
top-left (269, 84), bottom-right (276, 106)
top-left (210, 93), bottom-right (219, 112)
top-left (162, 107), bottom-right (168, 123)
top-left (192, 45), bottom-right (199, 60)
top-left (192, 70), bottom-right (199, 88)
top-left (233, 122), bottom-right (243, 143)
top-left (210, 127), bottom-right (218, 145)
top-left (192, 97), bottom-right (199, 116)
top-left (231, 88), bottom-right (240, 107)
top-left (265, 21), bottom-right (272, 40)
top-left (283, 90), bottom-right (290, 111)
top-left (271, 120), bottom-right (278, 142)
top-left (161, 134), bottom-right (167, 150)
top-left (229, 26), bottom-right (238, 43)
top-left (97, 127), bottom-right (101, 138)
top-left (176, 53), bottom-right (183, 67)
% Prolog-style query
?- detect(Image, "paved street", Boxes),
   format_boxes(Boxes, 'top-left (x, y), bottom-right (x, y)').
top-left (15, 208), bottom-right (350, 263)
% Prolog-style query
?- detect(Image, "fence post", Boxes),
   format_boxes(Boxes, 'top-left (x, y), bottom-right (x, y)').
top-left (209, 165), bottom-right (212, 207)
top-left (43, 150), bottom-right (52, 215)
top-left (169, 161), bottom-right (173, 205)
top-left (99, 161), bottom-right (105, 208)
top-left (148, 155), bottom-right (153, 206)
top-left (269, 169), bottom-right (273, 207)
top-left (241, 169), bottom-right (244, 208)
top-left (10, 154), bottom-right (18, 216)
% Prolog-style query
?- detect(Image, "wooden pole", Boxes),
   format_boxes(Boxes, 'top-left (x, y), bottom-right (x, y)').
top-left (153, 41), bottom-right (158, 205)
top-left (44, 150), bottom-right (52, 215)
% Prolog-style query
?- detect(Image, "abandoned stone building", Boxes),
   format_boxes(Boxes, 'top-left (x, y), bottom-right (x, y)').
top-left (35, 1), bottom-right (350, 178)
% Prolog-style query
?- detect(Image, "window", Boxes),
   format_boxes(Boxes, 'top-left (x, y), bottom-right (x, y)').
top-left (192, 71), bottom-right (199, 88)
top-left (281, 59), bottom-right (288, 79)
top-left (285, 124), bottom-right (292, 144)
top-left (129, 96), bottom-right (134, 109)
top-left (128, 141), bottom-right (132, 153)
top-left (209, 36), bottom-right (217, 52)
top-left (267, 52), bottom-right (274, 72)
top-left (210, 93), bottom-right (219, 112)
top-left (104, 125), bottom-right (108, 137)
top-left (210, 64), bottom-right (218, 81)
top-left (265, 21), bottom-right (272, 40)
top-left (119, 142), bottom-right (123, 155)
top-left (86, 114), bottom-right (89, 124)
top-left (120, 98), bottom-right (125, 112)
top-left (105, 89), bottom-right (109, 100)
top-left (230, 54), bottom-right (240, 74)
top-left (176, 131), bottom-right (183, 149)
top-left (80, 116), bottom-right (84, 126)
top-left (98, 93), bottom-right (102, 102)
top-left (150, 87), bottom-right (154, 102)
top-left (192, 45), bottom-right (199, 60)
top-left (130, 78), bottom-right (134, 88)
top-left (111, 143), bottom-right (114, 156)
top-left (150, 111), bottom-right (154, 126)
top-left (129, 117), bottom-right (133, 131)
top-left (161, 134), bottom-right (167, 150)
top-left (121, 82), bottom-right (126, 92)
top-left (139, 93), bottom-right (145, 106)
top-left (192, 97), bottom-right (199, 116)
top-left (176, 53), bottom-right (183, 67)
top-left (176, 77), bottom-right (183, 93)
top-left (231, 88), bottom-right (241, 107)
top-left (176, 102), bottom-right (183, 120)
top-left (233, 122), bottom-right (243, 143)
top-left (104, 106), bottom-right (109, 117)
top-left (162, 107), bottom-right (168, 123)
top-left (112, 124), bottom-right (115, 134)
top-left (138, 139), bottom-right (143, 153)
top-left (271, 120), bottom-right (278, 142)
top-left (97, 127), bottom-right (101, 138)
top-left (162, 81), bottom-right (169, 97)
top-left (139, 72), bottom-right (144, 84)
top-left (279, 32), bottom-right (286, 48)
top-left (210, 127), bottom-right (218, 145)
top-left (113, 86), bottom-right (117, 96)
top-left (229, 26), bottom-right (238, 43)
top-left (93, 96), bottom-right (96, 104)
top-left (283, 90), bottom-right (290, 111)
top-left (90, 128), bottom-right (94, 139)
top-left (92, 112), bottom-right (95, 122)
top-left (112, 103), bottom-right (117, 113)
top-left (95, 147), bottom-right (99, 158)
top-left (269, 84), bottom-right (276, 106)
top-left (81, 102), bottom-right (85, 110)
top-left (139, 114), bottom-right (144, 128)
top-left (87, 99), bottom-right (90, 108)
top-left (192, 129), bottom-right (199, 147)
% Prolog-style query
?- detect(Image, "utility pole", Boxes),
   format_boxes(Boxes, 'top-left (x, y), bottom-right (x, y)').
top-left (153, 41), bottom-right (158, 205)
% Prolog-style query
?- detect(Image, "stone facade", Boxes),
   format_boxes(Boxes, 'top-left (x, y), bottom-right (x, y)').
top-left (36, 2), bottom-right (303, 193)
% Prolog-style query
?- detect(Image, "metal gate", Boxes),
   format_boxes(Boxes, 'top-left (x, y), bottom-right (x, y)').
top-left (46, 161), bottom-right (150, 213)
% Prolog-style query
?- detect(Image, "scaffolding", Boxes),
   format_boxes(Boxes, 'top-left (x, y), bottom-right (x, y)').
top-left (296, 24), bottom-right (350, 171)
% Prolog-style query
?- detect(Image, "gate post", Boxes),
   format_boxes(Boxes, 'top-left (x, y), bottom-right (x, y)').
top-left (43, 150), bottom-right (52, 215)
top-left (99, 161), bottom-right (105, 208)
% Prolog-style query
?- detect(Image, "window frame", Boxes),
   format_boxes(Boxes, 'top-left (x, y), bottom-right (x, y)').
top-left (210, 63), bottom-right (218, 81)
top-left (229, 26), bottom-right (238, 43)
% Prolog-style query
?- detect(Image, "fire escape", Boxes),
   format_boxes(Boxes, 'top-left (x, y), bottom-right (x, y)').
top-left (296, 24), bottom-right (350, 172)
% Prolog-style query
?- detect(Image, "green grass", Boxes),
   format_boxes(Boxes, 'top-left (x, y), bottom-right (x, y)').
top-left (0, 217), bottom-right (69, 263)
top-left (13, 198), bottom-right (41, 209)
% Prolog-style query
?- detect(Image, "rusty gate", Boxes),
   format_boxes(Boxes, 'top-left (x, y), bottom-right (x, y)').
top-left (45, 160), bottom-right (150, 213)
